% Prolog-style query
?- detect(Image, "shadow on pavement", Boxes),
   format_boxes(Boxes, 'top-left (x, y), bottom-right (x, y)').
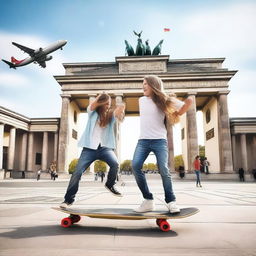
top-left (0, 224), bottom-right (178, 238)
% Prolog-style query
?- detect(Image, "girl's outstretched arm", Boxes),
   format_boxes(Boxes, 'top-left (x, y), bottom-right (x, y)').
top-left (176, 96), bottom-right (193, 116)
top-left (114, 103), bottom-right (126, 122)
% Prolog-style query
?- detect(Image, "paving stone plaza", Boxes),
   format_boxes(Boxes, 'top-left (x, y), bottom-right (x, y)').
top-left (0, 175), bottom-right (255, 256)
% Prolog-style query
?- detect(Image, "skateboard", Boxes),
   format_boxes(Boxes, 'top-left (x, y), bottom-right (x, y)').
top-left (52, 207), bottom-right (199, 232)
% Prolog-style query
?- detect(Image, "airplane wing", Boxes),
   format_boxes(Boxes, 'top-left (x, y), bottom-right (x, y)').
top-left (38, 61), bottom-right (46, 68)
top-left (12, 42), bottom-right (35, 57)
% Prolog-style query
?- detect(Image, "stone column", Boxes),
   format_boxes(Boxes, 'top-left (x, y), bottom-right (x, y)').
top-left (218, 91), bottom-right (233, 173)
top-left (186, 92), bottom-right (198, 171)
top-left (7, 127), bottom-right (16, 170)
top-left (42, 132), bottom-right (48, 171)
top-left (27, 132), bottom-right (34, 171)
top-left (53, 132), bottom-right (58, 162)
top-left (114, 94), bottom-right (123, 163)
top-left (240, 134), bottom-right (248, 171)
top-left (20, 132), bottom-right (28, 171)
top-left (0, 123), bottom-right (4, 170)
top-left (166, 121), bottom-right (175, 172)
top-left (58, 94), bottom-right (71, 173)
top-left (231, 134), bottom-right (237, 171)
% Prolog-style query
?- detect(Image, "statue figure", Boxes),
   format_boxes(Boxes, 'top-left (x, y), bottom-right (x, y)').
top-left (133, 30), bottom-right (143, 38)
top-left (124, 31), bottom-right (164, 56)
top-left (152, 40), bottom-right (164, 55)
top-left (124, 40), bottom-right (135, 56)
top-left (145, 40), bottom-right (151, 55)
top-left (135, 38), bottom-right (145, 56)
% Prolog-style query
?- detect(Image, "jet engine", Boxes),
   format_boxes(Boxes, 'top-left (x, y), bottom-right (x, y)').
top-left (45, 55), bottom-right (53, 61)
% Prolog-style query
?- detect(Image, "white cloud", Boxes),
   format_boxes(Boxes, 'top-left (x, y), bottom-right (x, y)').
top-left (179, 2), bottom-right (256, 62)
top-left (230, 69), bottom-right (256, 91)
top-left (0, 97), bottom-right (29, 116)
top-left (0, 72), bottom-right (29, 88)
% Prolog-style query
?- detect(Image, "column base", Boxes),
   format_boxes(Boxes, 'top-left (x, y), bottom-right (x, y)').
top-left (0, 169), bottom-right (5, 180)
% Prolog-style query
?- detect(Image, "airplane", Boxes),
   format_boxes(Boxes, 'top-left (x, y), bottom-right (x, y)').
top-left (2, 40), bottom-right (67, 69)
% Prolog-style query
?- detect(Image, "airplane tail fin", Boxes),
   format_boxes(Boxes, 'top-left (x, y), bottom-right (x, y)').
top-left (2, 59), bottom-right (16, 69)
top-left (11, 56), bottom-right (24, 65)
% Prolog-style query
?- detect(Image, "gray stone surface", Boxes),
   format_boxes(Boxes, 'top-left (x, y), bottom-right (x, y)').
top-left (0, 175), bottom-right (255, 256)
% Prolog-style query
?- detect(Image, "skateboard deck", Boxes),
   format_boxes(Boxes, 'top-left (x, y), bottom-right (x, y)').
top-left (52, 207), bottom-right (199, 232)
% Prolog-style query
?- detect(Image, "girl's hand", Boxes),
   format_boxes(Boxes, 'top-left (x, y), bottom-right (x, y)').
top-left (114, 102), bottom-right (126, 121)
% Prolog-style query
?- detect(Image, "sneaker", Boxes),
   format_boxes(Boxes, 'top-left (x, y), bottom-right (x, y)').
top-left (59, 201), bottom-right (73, 209)
top-left (134, 199), bottom-right (155, 213)
top-left (167, 201), bottom-right (180, 213)
top-left (105, 184), bottom-right (122, 197)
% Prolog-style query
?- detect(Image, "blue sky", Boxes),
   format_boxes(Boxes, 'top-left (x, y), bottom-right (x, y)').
top-left (0, 0), bottom-right (256, 160)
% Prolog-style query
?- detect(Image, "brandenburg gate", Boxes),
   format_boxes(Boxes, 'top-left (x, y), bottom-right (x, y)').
top-left (54, 55), bottom-right (237, 174)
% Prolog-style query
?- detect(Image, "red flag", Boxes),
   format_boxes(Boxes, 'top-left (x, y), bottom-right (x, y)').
top-left (164, 28), bottom-right (171, 32)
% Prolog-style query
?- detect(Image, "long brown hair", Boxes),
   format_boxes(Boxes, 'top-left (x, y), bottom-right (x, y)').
top-left (144, 75), bottom-right (179, 124)
top-left (96, 93), bottom-right (113, 127)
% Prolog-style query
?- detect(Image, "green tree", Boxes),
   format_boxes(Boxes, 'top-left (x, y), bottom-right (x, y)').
top-left (68, 158), bottom-right (90, 174)
top-left (148, 163), bottom-right (158, 172)
top-left (120, 160), bottom-right (132, 171)
top-left (94, 160), bottom-right (107, 173)
top-left (174, 155), bottom-right (184, 171)
top-left (199, 145), bottom-right (205, 158)
top-left (142, 163), bottom-right (148, 171)
top-left (147, 163), bottom-right (157, 171)
top-left (68, 159), bottom-right (78, 174)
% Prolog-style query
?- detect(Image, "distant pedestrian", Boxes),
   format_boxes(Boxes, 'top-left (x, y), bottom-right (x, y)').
top-left (53, 171), bottom-right (57, 181)
top-left (37, 169), bottom-right (41, 181)
top-left (193, 156), bottom-right (202, 187)
top-left (252, 169), bottom-right (256, 181)
top-left (178, 166), bottom-right (185, 179)
top-left (238, 168), bottom-right (245, 182)
top-left (100, 172), bottom-right (105, 183)
top-left (203, 157), bottom-right (210, 174)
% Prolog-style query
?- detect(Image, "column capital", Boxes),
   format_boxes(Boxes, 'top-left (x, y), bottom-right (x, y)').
top-left (88, 94), bottom-right (97, 98)
top-left (60, 94), bottom-right (71, 99)
top-left (187, 91), bottom-right (197, 96)
top-left (218, 90), bottom-right (230, 95)
top-left (114, 93), bottom-right (124, 97)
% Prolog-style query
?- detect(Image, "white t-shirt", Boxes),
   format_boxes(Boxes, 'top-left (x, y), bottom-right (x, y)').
top-left (88, 105), bottom-right (105, 150)
top-left (91, 120), bottom-right (105, 149)
top-left (139, 96), bottom-right (184, 139)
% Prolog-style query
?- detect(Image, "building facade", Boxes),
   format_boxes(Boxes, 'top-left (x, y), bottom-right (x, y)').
top-left (0, 106), bottom-right (59, 178)
top-left (230, 118), bottom-right (256, 172)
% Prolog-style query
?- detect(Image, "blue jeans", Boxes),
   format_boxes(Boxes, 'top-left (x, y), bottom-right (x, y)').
top-left (64, 146), bottom-right (119, 204)
top-left (132, 139), bottom-right (176, 203)
top-left (195, 170), bottom-right (201, 185)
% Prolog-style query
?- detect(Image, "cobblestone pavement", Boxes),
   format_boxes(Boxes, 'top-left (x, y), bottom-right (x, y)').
top-left (0, 175), bottom-right (255, 256)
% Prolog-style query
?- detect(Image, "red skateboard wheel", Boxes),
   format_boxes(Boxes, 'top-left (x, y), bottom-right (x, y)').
top-left (156, 219), bottom-right (164, 226)
top-left (159, 220), bottom-right (170, 232)
top-left (71, 215), bottom-right (81, 223)
top-left (61, 217), bottom-right (72, 228)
